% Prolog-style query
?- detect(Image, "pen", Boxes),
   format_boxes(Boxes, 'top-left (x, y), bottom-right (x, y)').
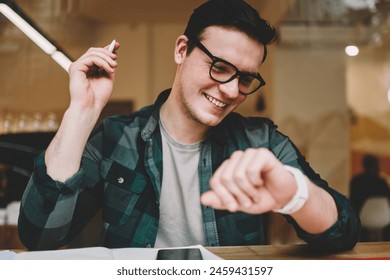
top-left (108, 39), bottom-right (116, 53)
top-left (97, 39), bottom-right (116, 74)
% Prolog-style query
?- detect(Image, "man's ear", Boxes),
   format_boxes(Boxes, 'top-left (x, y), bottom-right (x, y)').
top-left (174, 35), bottom-right (189, 64)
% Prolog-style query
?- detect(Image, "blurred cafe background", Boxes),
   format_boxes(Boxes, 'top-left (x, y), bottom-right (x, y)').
top-left (1, 0), bottom-right (390, 249)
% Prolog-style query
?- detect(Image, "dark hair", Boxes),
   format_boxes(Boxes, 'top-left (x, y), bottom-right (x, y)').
top-left (183, 0), bottom-right (277, 62)
top-left (363, 154), bottom-right (379, 172)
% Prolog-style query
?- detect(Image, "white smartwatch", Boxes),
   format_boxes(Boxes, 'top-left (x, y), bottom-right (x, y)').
top-left (273, 165), bottom-right (309, 215)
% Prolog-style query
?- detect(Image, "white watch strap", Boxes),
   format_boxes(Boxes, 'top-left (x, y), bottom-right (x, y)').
top-left (273, 165), bottom-right (309, 215)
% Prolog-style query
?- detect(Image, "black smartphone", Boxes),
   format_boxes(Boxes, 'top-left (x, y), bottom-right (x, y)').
top-left (156, 248), bottom-right (203, 260)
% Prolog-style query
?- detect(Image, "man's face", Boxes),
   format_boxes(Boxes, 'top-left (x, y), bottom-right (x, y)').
top-left (174, 26), bottom-right (265, 128)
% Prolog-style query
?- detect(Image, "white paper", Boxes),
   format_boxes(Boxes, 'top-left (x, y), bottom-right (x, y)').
top-left (0, 250), bottom-right (16, 260)
top-left (12, 245), bottom-right (222, 260)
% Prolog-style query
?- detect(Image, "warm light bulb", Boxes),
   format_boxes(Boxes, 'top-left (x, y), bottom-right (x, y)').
top-left (345, 45), bottom-right (359, 56)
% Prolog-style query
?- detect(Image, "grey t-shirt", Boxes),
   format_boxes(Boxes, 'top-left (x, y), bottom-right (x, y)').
top-left (154, 119), bottom-right (205, 247)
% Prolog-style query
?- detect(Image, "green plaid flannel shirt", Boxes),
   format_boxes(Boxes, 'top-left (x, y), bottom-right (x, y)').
top-left (19, 89), bottom-right (360, 251)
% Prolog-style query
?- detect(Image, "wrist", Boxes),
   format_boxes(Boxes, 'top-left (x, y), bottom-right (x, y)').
top-left (66, 104), bottom-right (101, 126)
top-left (273, 165), bottom-right (309, 215)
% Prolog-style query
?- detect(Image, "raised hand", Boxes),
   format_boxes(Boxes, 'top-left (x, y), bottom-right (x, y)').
top-left (68, 41), bottom-right (119, 113)
top-left (44, 42), bottom-right (120, 183)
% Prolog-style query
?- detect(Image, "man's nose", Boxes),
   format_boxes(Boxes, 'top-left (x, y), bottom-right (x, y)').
top-left (218, 77), bottom-right (240, 99)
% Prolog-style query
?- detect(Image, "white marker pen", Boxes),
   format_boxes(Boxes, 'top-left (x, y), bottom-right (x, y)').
top-left (98, 39), bottom-right (116, 74)
top-left (108, 39), bottom-right (116, 53)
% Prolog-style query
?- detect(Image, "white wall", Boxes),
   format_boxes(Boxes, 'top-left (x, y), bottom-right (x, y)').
top-left (273, 46), bottom-right (350, 195)
top-left (346, 47), bottom-right (390, 157)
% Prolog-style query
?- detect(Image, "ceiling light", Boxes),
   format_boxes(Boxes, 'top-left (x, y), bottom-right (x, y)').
top-left (0, 1), bottom-right (72, 71)
top-left (345, 45), bottom-right (360, 56)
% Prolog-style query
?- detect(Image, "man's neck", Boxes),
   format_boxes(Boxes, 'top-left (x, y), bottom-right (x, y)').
top-left (160, 99), bottom-right (209, 145)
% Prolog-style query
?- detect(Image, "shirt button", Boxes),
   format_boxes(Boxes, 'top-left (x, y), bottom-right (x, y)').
top-left (117, 177), bottom-right (125, 184)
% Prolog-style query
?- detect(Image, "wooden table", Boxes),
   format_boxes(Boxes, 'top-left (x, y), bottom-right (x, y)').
top-left (207, 242), bottom-right (390, 260)
top-left (0, 225), bottom-right (26, 250)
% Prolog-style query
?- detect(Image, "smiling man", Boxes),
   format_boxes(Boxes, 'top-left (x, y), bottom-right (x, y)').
top-left (19, 0), bottom-right (360, 252)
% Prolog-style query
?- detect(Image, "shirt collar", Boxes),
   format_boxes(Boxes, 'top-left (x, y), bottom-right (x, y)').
top-left (141, 89), bottom-right (170, 141)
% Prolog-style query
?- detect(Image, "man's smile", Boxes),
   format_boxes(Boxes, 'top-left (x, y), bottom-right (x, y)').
top-left (204, 93), bottom-right (227, 108)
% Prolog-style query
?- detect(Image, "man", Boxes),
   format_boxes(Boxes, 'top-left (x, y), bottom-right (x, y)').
top-left (19, 0), bottom-right (360, 251)
top-left (350, 154), bottom-right (390, 215)
top-left (349, 154), bottom-right (390, 241)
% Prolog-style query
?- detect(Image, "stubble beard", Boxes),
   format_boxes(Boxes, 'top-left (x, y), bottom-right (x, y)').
top-left (178, 87), bottom-right (207, 127)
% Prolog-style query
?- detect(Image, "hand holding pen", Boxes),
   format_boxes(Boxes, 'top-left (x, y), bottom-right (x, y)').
top-left (68, 40), bottom-right (119, 112)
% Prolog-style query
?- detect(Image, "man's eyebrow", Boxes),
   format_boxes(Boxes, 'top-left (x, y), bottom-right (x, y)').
top-left (212, 52), bottom-right (260, 77)
top-left (241, 70), bottom-right (259, 76)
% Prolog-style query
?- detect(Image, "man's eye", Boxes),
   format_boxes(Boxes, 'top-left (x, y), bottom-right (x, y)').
top-left (212, 62), bottom-right (230, 74)
top-left (240, 77), bottom-right (254, 87)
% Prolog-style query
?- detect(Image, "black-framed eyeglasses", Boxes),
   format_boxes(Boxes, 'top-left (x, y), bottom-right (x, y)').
top-left (191, 38), bottom-right (265, 95)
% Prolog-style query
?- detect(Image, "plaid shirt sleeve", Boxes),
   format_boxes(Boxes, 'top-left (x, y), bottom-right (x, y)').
top-left (17, 111), bottom-right (161, 250)
top-left (18, 142), bottom-right (103, 250)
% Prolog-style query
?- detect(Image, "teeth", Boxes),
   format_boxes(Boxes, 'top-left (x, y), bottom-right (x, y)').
top-left (205, 94), bottom-right (227, 108)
